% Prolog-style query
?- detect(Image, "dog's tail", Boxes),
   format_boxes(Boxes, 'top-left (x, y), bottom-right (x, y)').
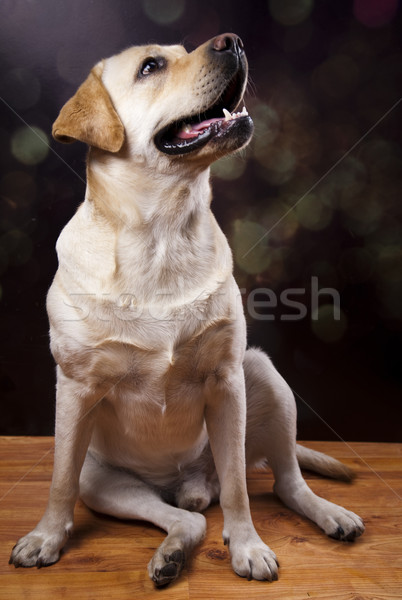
top-left (296, 444), bottom-right (355, 482)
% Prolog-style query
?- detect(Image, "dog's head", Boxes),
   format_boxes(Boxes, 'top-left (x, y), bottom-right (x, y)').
top-left (52, 34), bottom-right (253, 168)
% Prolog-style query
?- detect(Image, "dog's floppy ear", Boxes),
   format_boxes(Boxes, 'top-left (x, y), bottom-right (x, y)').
top-left (52, 62), bottom-right (125, 152)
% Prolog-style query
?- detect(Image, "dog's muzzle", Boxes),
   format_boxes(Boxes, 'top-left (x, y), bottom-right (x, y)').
top-left (154, 34), bottom-right (254, 156)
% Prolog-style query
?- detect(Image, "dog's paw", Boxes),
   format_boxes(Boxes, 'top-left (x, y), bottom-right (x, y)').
top-left (9, 528), bottom-right (68, 568)
top-left (148, 547), bottom-right (185, 587)
top-left (148, 512), bottom-right (206, 587)
top-left (226, 532), bottom-right (279, 581)
top-left (323, 506), bottom-right (365, 541)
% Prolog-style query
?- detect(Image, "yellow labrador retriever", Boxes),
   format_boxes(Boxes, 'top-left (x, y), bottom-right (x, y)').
top-left (10, 34), bottom-right (364, 586)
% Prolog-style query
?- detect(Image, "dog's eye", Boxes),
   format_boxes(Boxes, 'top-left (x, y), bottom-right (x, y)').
top-left (139, 57), bottom-right (165, 77)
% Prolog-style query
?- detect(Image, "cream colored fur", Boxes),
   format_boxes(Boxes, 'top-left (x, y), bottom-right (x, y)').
top-left (10, 35), bottom-right (364, 586)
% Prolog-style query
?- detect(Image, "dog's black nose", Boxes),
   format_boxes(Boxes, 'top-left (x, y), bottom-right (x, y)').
top-left (212, 33), bottom-right (244, 56)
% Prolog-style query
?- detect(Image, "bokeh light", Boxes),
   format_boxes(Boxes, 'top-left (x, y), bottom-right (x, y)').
top-left (252, 103), bottom-right (281, 145)
top-left (339, 189), bottom-right (383, 236)
top-left (0, 68), bottom-right (40, 111)
top-left (337, 157), bottom-right (367, 203)
top-left (367, 217), bottom-right (402, 246)
top-left (313, 55), bottom-right (359, 100)
top-left (262, 201), bottom-right (300, 245)
top-left (0, 229), bottom-right (33, 267)
top-left (0, 171), bottom-right (36, 211)
top-left (231, 219), bottom-right (271, 275)
top-left (11, 126), bottom-right (49, 165)
top-left (264, 246), bottom-right (289, 283)
top-left (211, 155), bottom-right (246, 180)
top-left (283, 19), bottom-right (313, 53)
top-left (143, 0), bottom-right (186, 25)
top-left (311, 304), bottom-right (348, 342)
top-left (375, 244), bottom-right (402, 285)
top-left (256, 142), bottom-right (296, 186)
top-left (295, 193), bottom-right (333, 231)
top-left (353, 0), bottom-right (399, 28)
top-left (269, 0), bottom-right (313, 26)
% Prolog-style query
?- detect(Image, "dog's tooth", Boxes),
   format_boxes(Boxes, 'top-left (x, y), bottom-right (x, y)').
top-left (223, 108), bottom-right (232, 121)
top-left (241, 106), bottom-right (248, 116)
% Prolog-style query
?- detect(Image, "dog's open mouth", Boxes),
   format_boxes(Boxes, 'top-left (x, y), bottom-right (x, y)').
top-left (154, 72), bottom-right (252, 155)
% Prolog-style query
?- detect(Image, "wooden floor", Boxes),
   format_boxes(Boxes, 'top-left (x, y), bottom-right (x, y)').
top-left (0, 438), bottom-right (401, 599)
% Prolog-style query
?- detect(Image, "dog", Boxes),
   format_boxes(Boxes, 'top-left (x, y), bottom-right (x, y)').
top-left (9, 34), bottom-right (364, 586)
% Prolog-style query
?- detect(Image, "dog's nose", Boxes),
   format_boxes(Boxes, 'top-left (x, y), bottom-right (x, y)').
top-left (211, 33), bottom-right (244, 56)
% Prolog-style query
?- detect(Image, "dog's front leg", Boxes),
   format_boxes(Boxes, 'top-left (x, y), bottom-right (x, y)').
top-left (205, 370), bottom-right (279, 581)
top-left (10, 367), bottom-right (99, 568)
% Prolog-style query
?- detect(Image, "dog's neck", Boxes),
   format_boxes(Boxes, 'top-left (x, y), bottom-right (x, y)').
top-left (86, 150), bottom-right (212, 229)
top-left (79, 150), bottom-right (232, 304)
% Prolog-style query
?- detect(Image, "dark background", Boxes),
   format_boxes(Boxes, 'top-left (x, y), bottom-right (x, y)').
top-left (0, 0), bottom-right (401, 441)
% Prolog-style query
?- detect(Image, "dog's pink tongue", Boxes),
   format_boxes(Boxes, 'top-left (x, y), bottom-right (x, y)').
top-left (176, 117), bottom-right (222, 139)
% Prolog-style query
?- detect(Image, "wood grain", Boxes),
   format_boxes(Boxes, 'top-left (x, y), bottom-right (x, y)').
top-left (0, 437), bottom-right (401, 599)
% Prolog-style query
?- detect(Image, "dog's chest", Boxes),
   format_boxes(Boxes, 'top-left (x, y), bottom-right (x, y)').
top-left (88, 317), bottom-right (239, 473)
top-left (99, 313), bottom-right (237, 401)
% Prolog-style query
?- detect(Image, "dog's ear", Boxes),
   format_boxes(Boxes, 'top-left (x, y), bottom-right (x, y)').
top-left (52, 62), bottom-right (125, 152)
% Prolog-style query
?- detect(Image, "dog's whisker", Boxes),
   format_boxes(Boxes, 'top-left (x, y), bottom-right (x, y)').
top-left (246, 76), bottom-right (258, 98)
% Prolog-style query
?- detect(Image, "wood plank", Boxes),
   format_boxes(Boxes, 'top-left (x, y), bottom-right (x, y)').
top-left (0, 438), bottom-right (401, 599)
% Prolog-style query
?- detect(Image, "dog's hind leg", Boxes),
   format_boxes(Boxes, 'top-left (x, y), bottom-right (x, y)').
top-left (79, 453), bottom-right (206, 587)
top-left (243, 347), bottom-right (364, 541)
top-left (175, 446), bottom-right (220, 513)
